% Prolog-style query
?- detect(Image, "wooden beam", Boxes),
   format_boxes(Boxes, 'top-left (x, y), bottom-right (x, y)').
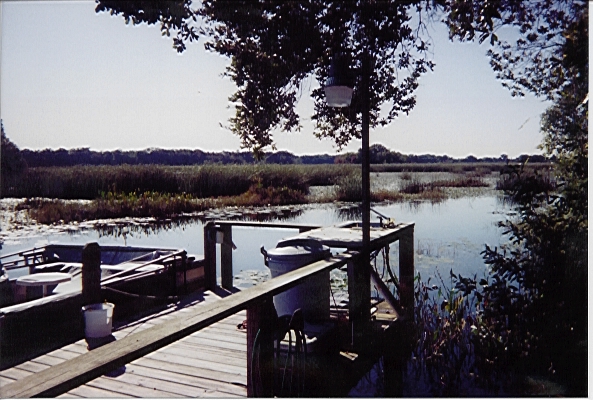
top-left (286, 223), bottom-right (415, 251)
top-left (81, 243), bottom-right (101, 306)
top-left (347, 251), bottom-right (369, 350)
top-left (398, 225), bottom-right (415, 319)
top-left (369, 266), bottom-right (401, 320)
top-left (246, 297), bottom-right (275, 397)
top-left (213, 220), bottom-right (320, 231)
top-left (203, 222), bottom-right (217, 291)
top-left (220, 225), bottom-right (233, 290)
top-left (1, 253), bottom-right (352, 398)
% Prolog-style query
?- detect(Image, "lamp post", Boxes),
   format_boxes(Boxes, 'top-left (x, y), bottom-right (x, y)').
top-left (325, 51), bottom-right (371, 349)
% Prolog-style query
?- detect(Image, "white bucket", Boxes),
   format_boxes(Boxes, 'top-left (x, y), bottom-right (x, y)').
top-left (82, 302), bottom-right (114, 338)
top-left (262, 240), bottom-right (330, 322)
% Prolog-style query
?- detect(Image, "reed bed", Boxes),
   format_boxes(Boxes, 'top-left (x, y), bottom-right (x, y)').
top-left (399, 175), bottom-right (488, 194)
top-left (3, 164), bottom-right (355, 200)
top-left (334, 172), bottom-right (448, 203)
top-left (23, 183), bottom-right (308, 224)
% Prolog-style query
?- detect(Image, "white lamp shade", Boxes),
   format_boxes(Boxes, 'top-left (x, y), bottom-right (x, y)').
top-left (324, 85), bottom-right (354, 107)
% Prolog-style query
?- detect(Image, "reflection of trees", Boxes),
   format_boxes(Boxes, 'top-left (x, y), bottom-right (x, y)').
top-left (94, 208), bottom-right (304, 238)
top-left (336, 200), bottom-right (446, 221)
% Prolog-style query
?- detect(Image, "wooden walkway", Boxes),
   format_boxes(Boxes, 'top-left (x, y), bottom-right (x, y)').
top-left (0, 291), bottom-right (248, 398)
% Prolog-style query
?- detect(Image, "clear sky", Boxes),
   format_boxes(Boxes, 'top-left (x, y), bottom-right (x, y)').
top-left (1, 1), bottom-right (551, 158)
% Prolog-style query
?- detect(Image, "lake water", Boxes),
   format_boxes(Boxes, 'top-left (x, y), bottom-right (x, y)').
top-left (2, 195), bottom-right (510, 285)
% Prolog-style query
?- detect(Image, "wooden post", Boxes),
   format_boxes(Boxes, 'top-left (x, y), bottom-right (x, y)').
top-left (399, 227), bottom-right (415, 319)
top-left (181, 251), bottom-right (188, 294)
top-left (347, 252), bottom-right (370, 350)
top-left (82, 242), bottom-right (102, 305)
top-left (247, 297), bottom-right (276, 397)
top-left (203, 222), bottom-right (217, 291)
top-left (220, 225), bottom-right (233, 290)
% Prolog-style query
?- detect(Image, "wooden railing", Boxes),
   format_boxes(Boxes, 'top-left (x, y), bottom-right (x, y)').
top-left (1, 252), bottom-right (353, 398)
top-left (1, 248), bottom-right (46, 272)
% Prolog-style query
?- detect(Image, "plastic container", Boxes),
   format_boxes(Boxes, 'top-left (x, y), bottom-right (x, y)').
top-left (261, 239), bottom-right (330, 322)
top-left (82, 302), bottom-right (114, 338)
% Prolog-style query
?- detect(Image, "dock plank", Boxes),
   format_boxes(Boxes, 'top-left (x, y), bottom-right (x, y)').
top-left (155, 345), bottom-right (246, 368)
top-left (85, 375), bottom-right (187, 398)
top-left (28, 353), bottom-right (68, 368)
top-left (8, 361), bottom-right (48, 374)
top-left (145, 351), bottom-right (246, 375)
top-left (171, 342), bottom-right (246, 358)
top-left (104, 366), bottom-right (242, 398)
top-left (56, 393), bottom-right (82, 398)
top-left (125, 363), bottom-right (246, 397)
top-left (130, 357), bottom-right (246, 387)
top-left (0, 366), bottom-right (33, 381)
top-left (0, 375), bottom-right (17, 385)
top-left (62, 384), bottom-right (126, 398)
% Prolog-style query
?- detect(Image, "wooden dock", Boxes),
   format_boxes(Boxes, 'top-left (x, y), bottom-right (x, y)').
top-left (1, 220), bottom-right (414, 397)
top-left (1, 290), bottom-right (249, 398)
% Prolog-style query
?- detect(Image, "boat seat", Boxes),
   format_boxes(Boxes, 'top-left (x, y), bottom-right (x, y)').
top-left (32, 262), bottom-right (66, 273)
top-left (101, 263), bottom-right (164, 276)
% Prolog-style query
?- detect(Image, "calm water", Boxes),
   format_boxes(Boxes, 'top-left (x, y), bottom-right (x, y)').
top-left (2, 195), bottom-right (510, 284)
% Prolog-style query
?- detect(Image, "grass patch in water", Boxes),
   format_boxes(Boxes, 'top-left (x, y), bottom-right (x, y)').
top-left (24, 184), bottom-right (307, 224)
top-left (334, 173), bottom-right (447, 203)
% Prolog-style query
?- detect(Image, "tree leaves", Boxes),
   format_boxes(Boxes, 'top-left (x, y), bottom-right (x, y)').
top-left (199, 1), bottom-right (434, 154)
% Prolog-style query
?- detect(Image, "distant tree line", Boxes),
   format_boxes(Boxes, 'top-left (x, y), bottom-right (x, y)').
top-left (18, 143), bottom-right (548, 167)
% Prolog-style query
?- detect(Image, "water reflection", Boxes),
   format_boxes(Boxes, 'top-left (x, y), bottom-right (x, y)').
top-left (94, 207), bottom-right (304, 238)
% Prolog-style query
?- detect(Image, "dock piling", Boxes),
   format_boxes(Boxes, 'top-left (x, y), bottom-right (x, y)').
top-left (203, 222), bottom-right (217, 291)
top-left (220, 225), bottom-right (233, 290)
top-left (246, 297), bottom-right (276, 397)
top-left (82, 242), bottom-right (102, 305)
top-left (398, 228), bottom-right (415, 318)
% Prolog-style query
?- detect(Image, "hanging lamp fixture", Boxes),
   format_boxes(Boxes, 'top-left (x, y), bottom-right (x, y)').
top-left (324, 54), bottom-right (354, 107)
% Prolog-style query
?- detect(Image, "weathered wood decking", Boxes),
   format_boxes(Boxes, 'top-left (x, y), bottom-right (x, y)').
top-left (1, 290), bottom-right (249, 398)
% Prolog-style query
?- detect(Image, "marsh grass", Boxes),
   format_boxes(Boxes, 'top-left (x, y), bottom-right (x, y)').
top-left (14, 166), bottom-right (519, 224)
top-left (4, 164), bottom-right (356, 200)
top-left (335, 173), bottom-right (447, 203)
top-left (399, 175), bottom-right (488, 195)
top-left (24, 181), bottom-right (309, 224)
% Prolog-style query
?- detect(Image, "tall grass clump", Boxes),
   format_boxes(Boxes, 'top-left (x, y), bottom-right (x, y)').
top-left (495, 165), bottom-right (555, 193)
top-left (431, 176), bottom-right (489, 188)
top-left (335, 173), bottom-right (363, 201)
top-left (23, 192), bottom-right (214, 224)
